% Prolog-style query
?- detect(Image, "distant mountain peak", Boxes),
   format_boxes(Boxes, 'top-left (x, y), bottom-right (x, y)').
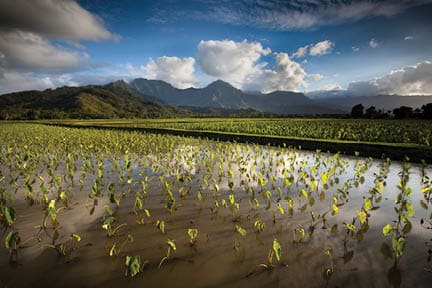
top-left (206, 80), bottom-right (237, 90)
top-left (131, 77), bottom-right (342, 114)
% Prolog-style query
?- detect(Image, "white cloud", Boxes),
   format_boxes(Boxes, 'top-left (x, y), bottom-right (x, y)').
top-left (352, 46), bottom-right (360, 52)
top-left (0, 0), bottom-right (117, 41)
top-left (197, 39), bottom-right (271, 88)
top-left (0, 30), bottom-right (88, 73)
top-left (242, 53), bottom-right (307, 93)
top-left (309, 40), bottom-right (334, 56)
top-left (309, 73), bottom-right (324, 81)
top-left (292, 40), bottom-right (334, 58)
top-left (369, 38), bottom-right (379, 48)
top-left (404, 35), bottom-right (414, 40)
top-left (322, 83), bottom-right (342, 91)
top-left (197, 39), bottom-right (308, 93)
top-left (0, 70), bottom-right (54, 94)
top-left (293, 45), bottom-right (309, 58)
top-left (347, 60), bottom-right (432, 96)
top-left (127, 56), bottom-right (197, 89)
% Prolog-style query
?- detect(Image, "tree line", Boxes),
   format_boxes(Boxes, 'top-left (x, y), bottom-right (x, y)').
top-left (351, 103), bottom-right (432, 119)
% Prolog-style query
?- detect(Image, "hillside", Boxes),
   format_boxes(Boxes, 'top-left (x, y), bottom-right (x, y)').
top-left (0, 81), bottom-right (188, 119)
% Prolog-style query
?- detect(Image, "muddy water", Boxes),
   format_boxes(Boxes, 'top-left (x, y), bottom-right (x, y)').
top-left (1, 143), bottom-right (432, 288)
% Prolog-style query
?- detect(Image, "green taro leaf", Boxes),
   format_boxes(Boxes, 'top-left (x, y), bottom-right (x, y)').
top-left (402, 221), bottom-right (412, 235)
top-left (273, 238), bottom-right (282, 262)
top-left (382, 224), bottom-right (393, 236)
top-left (345, 223), bottom-right (356, 232)
top-left (406, 202), bottom-right (415, 217)
top-left (235, 224), bottom-right (247, 237)
top-left (166, 199), bottom-right (175, 211)
top-left (48, 199), bottom-right (57, 222)
top-left (125, 255), bottom-right (141, 277)
top-left (4, 207), bottom-right (16, 226)
top-left (392, 236), bottom-right (406, 258)
top-left (188, 228), bottom-right (198, 240)
top-left (167, 239), bottom-right (176, 251)
top-left (5, 230), bottom-right (20, 249)
top-left (364, 198), bottom-right (372, 211)
top-left (358, 210), bottom-right (367, 225)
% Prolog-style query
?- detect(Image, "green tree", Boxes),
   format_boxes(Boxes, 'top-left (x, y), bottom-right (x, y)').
top-left (351, 104), bottom-right (364, 118)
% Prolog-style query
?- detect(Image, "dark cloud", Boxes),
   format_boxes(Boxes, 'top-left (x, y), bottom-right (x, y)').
top-left (0, 0), bottom-right (117, 41)
top-left (0, 0), bottom-right (118, 93)
top-left (0, 30), bottom-right (88, 73)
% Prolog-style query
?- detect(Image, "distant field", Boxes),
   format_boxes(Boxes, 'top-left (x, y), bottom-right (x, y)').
top-left (45, 118), bottom-right (432, 146)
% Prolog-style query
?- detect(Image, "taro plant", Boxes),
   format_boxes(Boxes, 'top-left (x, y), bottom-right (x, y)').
top-left (251, 238), bottom-right (284, 274)
top-left (187, 228), bottom-right (199, 247)
top-left (382, 160), bottom-right (414, 265)
top-left (125, 255), bottom-right (148, 278)
top-left (109, 234), bottom-right (134, 257)
top-left (156, 220), bottom-right (165, 234)
top-left (292, 227), bottom-right (305, 244)
top-left (102, 215), bottom-right (127, 238)
top-left (42, 233), bottom-right (81, 256)
top-left (159, 239), bottom-right (177, 268)
top-left (4, 230), bottom-right (20, 263)
top-left (322, 248), bottom-right (334, 284)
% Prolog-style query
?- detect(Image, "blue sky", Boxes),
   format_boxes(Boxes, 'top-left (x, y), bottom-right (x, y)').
top-left (1, 0), bottom-right (432, 95)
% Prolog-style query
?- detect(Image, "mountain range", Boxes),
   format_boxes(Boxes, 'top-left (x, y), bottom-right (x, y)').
top-left (1, 78), bottom-right (432, 119)
top-left (130, 78), bottom-right (342, 115)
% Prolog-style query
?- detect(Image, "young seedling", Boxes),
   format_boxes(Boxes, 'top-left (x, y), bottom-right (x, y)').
top-left (322, 248), bottom-right (334, 284)
top-left (156, 220), bottom-right (165, 234)
top-left (41, 233), bottom-right (81, 257)
top-left (159, 239), bottom-right (176, 268)
top-left (102, 216), bottom-right (127, 238)
top-left (108, 234), bottom-right (134, 257)
top-left (292, 227), bottom-right (305, 244)
top-left (187, 228), bottom-right (199, 247)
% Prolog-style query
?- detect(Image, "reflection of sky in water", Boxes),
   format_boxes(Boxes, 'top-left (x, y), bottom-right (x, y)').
top-left (2, 141), bottom-right (432, 287)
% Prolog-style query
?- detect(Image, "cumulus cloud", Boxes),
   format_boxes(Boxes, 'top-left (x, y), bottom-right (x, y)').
top-left (347, 60), bottom-right (432, 95)
top-left (309, 40), bottom-right (334, 56)
top-left (0, 0), bottom-right (117, 41)
top-left (197, 39), bottom-right (310, 93)
top-left (127, 56), bottom-right (197, 89)
top-left (404, 35), bottom-right (414, 40)
top-left (244, 52), bottom-right (307, 93)
top-left (352, 46), bottom-right (360, 52)
top-left (152, 1), bottom-right (432, 30)
top-left (292, 40), bottom-right (334, 58)
top-left (369, 38), bottom-right (379, 48)
top-left (0, 30), bottom-right (88, 73)
top-left (197, 39), bottom-right (271, 88)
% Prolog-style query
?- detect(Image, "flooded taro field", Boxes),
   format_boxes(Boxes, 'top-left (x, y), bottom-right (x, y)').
top-left (1, 123), bottom-right (432, 287)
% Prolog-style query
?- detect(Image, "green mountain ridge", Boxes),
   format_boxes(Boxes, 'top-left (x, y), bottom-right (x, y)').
top-left (0, 81), bottom-right (188, 119)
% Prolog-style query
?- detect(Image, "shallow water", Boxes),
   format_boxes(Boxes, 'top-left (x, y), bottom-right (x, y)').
top-left (1, 142), bottom-right (432, 288)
